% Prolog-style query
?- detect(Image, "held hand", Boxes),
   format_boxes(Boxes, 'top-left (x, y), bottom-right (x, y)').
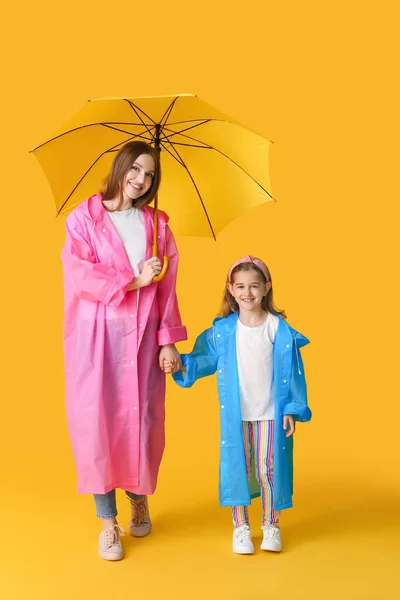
top-left (283, 415), bottom-right (296, 437)
top-left (163, 360), bottom-right (173, 374)
top-left (159, 344), bottom-right (182, 373)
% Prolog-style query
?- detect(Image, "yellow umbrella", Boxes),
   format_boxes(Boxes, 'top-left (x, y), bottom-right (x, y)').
top-left (31, 94), bottom-right (274, 279)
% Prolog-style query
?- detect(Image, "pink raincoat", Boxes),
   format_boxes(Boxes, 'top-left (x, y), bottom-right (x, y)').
top-left (61, 194), bottom-right (187, 494)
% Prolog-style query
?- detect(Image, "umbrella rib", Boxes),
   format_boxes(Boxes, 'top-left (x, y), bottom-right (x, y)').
top-left (163, 127), bottom-right (274, 200)
top-left (166, 118), bottom-right (273, 143)
top-left (124, 99), bottom-right (157, 142)
top-left (56, 136), bottom-right (137, 215)
top-left (162, 120), bottom-right (211, 142)
top-left (156, 97), bottom-right (212, 142)
top-left (163, 141), bottom-right (212, 150)
top-left (160, 141), bottom-right (216, 240)
top-left (102, 123), bottom-right (154, 142)
top-left (125, 99), bottom-right (157, 125)
top-left (31, 122), bottom-right (153, 151)
top-left (159, 140), bottom-right (186, 168)
top-left (206, 147), bottom-right (274, 200)
top-left (159, 97), bottom-right (179, 128)
top-left (165, 118), bottom-right (225, 126)
top-left (57, 154), bottom-right (105, 215)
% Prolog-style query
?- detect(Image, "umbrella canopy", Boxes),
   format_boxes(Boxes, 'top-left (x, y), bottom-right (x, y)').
top-left (31, 94), bottom-right (274, 238)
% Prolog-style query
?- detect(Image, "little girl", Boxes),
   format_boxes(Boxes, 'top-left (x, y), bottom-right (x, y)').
top-left (164, 255), bottom-right (311, 554)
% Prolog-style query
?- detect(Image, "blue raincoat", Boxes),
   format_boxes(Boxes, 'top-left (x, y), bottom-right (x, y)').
top-left (173, 312), bottom-right (311, 511)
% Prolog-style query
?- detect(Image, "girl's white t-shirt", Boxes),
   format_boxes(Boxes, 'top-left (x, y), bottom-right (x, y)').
top-left (236, 313), bottom-right (279, 421)
top-left (108, 207), bottom-right (146, 275)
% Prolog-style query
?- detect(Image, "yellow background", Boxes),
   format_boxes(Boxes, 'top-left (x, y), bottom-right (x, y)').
top-left (1, 1), bottom-right (399, 599)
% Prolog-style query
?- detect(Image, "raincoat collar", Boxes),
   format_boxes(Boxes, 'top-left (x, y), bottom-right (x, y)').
top-left (85, 193), bottom-right (169, 229)
top-left (82, 194), bottom-right (170, 271)
top-left (213, 312), bottom-right (310, 347)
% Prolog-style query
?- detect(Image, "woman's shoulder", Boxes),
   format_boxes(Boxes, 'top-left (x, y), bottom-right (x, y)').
top-left (143, 205), bottom-right (170, 225)
top-left (66, 194), bottom-right (102, 225)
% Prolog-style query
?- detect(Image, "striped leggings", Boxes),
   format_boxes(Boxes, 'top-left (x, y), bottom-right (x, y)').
top-left (232, 420), bottom-right (280, 528)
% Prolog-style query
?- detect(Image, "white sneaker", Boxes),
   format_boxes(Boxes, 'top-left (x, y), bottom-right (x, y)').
top-left (98, 524), bottom-right (126, 561)
top-left (261, 525), bottom-right (282, 552)
top-left (232, 525), bottom-right (254, 554)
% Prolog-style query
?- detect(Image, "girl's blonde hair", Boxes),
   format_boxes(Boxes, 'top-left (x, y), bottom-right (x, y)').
top-left (219, 261), bottom-right (287, 319)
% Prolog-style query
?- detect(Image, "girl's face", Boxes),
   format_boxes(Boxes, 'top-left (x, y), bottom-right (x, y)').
top-left (228, 269), bottom-right (271, 313)
top-left (122, 153), bottom-right (156, 201)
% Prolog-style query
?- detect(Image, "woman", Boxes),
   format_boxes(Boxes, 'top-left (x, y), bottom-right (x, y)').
top-left (61, 141), bottom-right (187, 561)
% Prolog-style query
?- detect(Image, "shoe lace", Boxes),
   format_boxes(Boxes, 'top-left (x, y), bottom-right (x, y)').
top-left (263, 526), bottom-right (280, 540)
top-left (104, 524), bottom-right (126, 549)
top-left (237, 526), bottom-right (251, 542)
top-left (129, 497), bottom-right (149, 525)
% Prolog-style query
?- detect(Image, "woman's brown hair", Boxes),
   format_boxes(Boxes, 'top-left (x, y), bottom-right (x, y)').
top-left (219, 261), bottom-right (287, 319)
top-left (101, 141), bottom-right (161, 211)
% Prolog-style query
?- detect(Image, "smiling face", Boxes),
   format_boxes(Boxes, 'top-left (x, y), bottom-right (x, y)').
top-left (122, 153), bottom-right (156, 203)
top-left (228, 268), bottom-right (271, 314)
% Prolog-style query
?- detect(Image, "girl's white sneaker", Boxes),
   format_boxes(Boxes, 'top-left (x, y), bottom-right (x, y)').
top-left (232, 525), bottom-right (255, 554)
top-left (261, 525), bottom-right (282, 552)
top-left (98, 524), bottom-right (126, 561)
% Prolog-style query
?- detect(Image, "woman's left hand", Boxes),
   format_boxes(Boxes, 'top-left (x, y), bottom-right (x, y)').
top-left (159, 344), bottom-right (182, 373)
top-left (283, 415), bottom-right (296, 437)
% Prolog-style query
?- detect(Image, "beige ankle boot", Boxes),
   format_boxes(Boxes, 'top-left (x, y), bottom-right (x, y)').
top-left (128, 495), bottom-right (152, 537)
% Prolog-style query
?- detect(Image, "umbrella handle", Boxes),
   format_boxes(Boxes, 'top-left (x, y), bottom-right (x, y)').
top-left (152, 192), bottom-right (169, 282)
top-left (152, 253), bottom-right (169, 282)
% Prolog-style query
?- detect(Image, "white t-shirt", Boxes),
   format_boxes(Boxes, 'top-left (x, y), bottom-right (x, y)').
top-left (108, 207), bottom-right (146, 276)
top-left (236, 313), bottom-right (279, 421)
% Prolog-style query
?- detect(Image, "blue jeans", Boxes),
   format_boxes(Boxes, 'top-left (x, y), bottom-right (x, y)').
top-left (94, 490), bottom-right (144, 519)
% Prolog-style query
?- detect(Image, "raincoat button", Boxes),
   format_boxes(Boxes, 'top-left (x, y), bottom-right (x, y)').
top-left (286, 344), bottom-right (290, 348)
top-left (131, 361), bottom-right (134, 365)
top-left (139, 323), bottom-right (143, 327)
top-left (157, 235), bottom-right (160, 239)
top-left (221, 441), bottom-right (225, 444)
top-left (102, 228), bottom-right (107, 233)
top-left (283, 446), bottom-right (286, 450)
top-left (217, 334), bottom-right (220, 338)
top-left (283, 379), bottom-right (287, 383)
top-left (221, 405), bottom-right (225, 409)
top-left (219, 369), bottom-right (222, 373)
top-left (130, 314), bottom-right (134, 318)
top-left (133, 406), bottom-right (137, 410)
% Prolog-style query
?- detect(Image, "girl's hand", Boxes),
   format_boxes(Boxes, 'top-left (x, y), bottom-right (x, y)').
top-left (159, 344), bottom-right (182, 373)
top-left (283, 415), bottom-right (296, 437)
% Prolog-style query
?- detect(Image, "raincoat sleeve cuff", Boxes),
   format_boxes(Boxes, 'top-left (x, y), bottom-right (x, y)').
top-left (157, 326), bottom-right (188, 346)
top-left (283, 404), bottom-right (312, 423)
top-left (103, 270), bottom-right (133, 308)
top-left (172, 354), bottom-right (195, 388)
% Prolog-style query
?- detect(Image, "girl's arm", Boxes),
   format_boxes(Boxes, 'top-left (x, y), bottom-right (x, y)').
top-left (172, 327), bottom-right (218, 388)
top-left (283, 345), bottom-right (312, 422)
top-left (155, 224), bottom-right (187, 346)
top-left (61, 212), bottom-right (133, 308)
